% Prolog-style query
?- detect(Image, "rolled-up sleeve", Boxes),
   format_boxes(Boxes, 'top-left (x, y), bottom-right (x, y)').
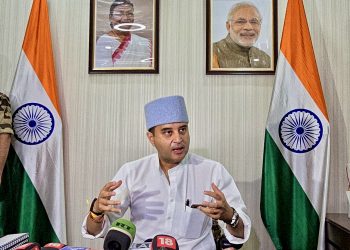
top-left (81, 214), bottom-right (110, 239)
top-left (223, 207), bottom-right (251, 244)
top-left (219, 165), bottom-right (251, 244)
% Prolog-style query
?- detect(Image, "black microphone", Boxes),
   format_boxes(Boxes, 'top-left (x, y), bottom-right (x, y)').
top-left (103, 218), bottom-right (136, 250)
top-left (219, 235), bottom-right (243, 249)
top-left (15, 242), bottom-right (41, 250)
top-left (150, 235), bottom-right (179, 250)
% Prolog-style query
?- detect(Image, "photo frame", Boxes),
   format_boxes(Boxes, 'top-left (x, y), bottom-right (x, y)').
top-left (89, 0), bottom-right (159, 74)
top-left (206, 0), bottom-right (278, 75)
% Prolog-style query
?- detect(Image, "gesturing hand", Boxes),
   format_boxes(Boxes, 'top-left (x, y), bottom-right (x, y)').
top-left (94, 180), bottom-right (123, 214)
top-left (198, 183), bottom-right (233, 222)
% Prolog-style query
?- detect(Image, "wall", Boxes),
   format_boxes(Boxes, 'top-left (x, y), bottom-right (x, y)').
top-left (0, 1), bottom-right (349, 249)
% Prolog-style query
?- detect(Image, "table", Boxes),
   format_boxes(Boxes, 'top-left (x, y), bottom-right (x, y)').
top-left (325, 213), bottom-right (350, 250)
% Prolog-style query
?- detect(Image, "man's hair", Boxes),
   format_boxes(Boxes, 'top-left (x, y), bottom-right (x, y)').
top-left (110, 0), bottom-right (134, 15)
top-left (227, 1), bottom-right (262, 22)
top-left (148, 127), bottom-right (155, 134)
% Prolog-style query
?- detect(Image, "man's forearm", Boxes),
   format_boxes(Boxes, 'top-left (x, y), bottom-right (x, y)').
top-left (0, 133), bottom-right (11, 182)
top-left (86, 213), bottom-right (105, 236)
top-left (226, 217), bottom-right (244, 239)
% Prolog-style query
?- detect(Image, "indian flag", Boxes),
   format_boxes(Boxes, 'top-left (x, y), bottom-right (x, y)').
top-left (260, 0), bottom-right (329, 249)
top-left (0, 0), bottom-right (66, 245)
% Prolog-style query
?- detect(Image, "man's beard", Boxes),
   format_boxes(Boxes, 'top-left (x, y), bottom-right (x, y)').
top-left (232, 32), bottom-right (258, 48)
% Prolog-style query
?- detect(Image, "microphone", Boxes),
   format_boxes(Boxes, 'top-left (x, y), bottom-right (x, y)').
top-left (130, 239), bottom-right (152, 249)
top-left (220, 235), bottom-right (243, 249)
top-left (150, 235), bottom-right (179, 250)
top-left (103, 218), bottom-right (136, 250)
top-left (41, 243), bottom-right (66, 249)
top-left (15, 242), bottom-right (41, 250)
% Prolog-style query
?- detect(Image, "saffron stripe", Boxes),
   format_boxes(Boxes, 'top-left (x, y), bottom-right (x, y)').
top-left (22, 0), bottom-right (60, 114)
top-left (280, 0), bottom-right (328, 120)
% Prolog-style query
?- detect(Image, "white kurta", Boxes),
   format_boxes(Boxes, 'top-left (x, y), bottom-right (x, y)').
top-left (82, 153), bottom-right (251, 250)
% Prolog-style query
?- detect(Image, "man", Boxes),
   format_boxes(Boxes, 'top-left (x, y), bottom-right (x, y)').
top-left (212, 2), bottom-right (271, 68)
top-left (0, 92), bottom-right (13, 183)
top-left (95, 0), bottom-right (152, 68)
top-left (82, 96), bottom-right (251, 249)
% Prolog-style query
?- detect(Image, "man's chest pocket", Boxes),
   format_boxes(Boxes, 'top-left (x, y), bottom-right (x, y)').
top-left (173, 207), bottom-right (209, 239)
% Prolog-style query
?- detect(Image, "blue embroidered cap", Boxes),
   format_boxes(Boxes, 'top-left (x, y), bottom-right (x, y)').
top-left (144, 95), bottom-right (189, 130)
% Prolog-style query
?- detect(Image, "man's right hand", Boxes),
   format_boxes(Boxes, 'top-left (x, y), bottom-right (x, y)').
top-left (94, 180), bottom-right (123, 214)
top-left (86, 180), bottom-right (123, 235)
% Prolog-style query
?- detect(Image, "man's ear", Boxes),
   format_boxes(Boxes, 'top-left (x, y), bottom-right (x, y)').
top-left (146, 131), bottom-right (155, 146)
top-left (226, 21), bottom-right (230, 32)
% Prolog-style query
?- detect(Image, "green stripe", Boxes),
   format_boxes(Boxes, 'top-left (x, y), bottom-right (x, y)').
top-left (260, 131), bottom-right (319, 250)
top-left (0, 145), bottom-right (59, 245)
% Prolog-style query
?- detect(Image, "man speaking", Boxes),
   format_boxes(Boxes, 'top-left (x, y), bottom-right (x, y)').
top-left (81, 95), bottom-right (251, 249)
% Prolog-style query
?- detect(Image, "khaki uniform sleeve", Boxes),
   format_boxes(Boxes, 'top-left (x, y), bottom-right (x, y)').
top-left (0, 92), bottom-right (14, 135)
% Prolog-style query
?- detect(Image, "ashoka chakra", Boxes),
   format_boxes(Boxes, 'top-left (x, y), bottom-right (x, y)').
top-left (13, 103), bottom-right (55, 145)
top-left (279, 108), bottom-right (322, 153)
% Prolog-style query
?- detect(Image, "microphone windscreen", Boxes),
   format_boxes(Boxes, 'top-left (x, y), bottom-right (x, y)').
top-left (150, 235), bottom-right (179, 250)
top-left (110, 218), bottom-right (136, 240)
top-left (15, 242), bottom-right (41, 250)
top-left (104, 230), bottom-right (131, 250)
top-left (103, 218), bottom-right (136, 250)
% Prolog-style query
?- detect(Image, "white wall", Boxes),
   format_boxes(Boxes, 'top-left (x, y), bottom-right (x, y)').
top-left (0, 1), bottom-right (349, 249)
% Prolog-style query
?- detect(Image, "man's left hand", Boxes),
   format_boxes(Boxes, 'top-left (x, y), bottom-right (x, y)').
top-left (198, 182), bottom-right (233, 222)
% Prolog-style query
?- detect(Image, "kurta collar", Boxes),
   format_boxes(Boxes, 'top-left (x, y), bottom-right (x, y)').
top-left (155, 153), bottom-right (190, 175)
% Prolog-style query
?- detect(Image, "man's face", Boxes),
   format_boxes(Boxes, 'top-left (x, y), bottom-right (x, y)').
top-left (147, 122), bottom-right (190, 168)
top-left (226, 6), bottom-right (261, 48)
top-left (109, 4), bottom-right (134, 30)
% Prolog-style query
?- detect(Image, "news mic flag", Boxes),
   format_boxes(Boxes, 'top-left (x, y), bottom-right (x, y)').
top-left (103, 218), bottom-right (136, 250)
top-left (41, 243), bottom-right (66, 249)
top-left (14, 242), bottom-right (41, 250)
top-left (150, 235), bottom-right (179, 250)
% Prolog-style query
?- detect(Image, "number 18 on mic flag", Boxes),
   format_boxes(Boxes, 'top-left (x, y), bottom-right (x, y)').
top-left (0, 0), bottom-right (66, 245)
top-left (150, 235), bottom-right (179, 250)
top-left (260, 0), bottom-right (330, 250)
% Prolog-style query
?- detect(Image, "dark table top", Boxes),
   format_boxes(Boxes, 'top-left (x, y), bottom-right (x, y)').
top-left (326, 213), bottom-right (350, 234)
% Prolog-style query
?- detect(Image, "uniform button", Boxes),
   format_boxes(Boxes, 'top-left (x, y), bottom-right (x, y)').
top-left (167, 217), bottom-right (171, 220)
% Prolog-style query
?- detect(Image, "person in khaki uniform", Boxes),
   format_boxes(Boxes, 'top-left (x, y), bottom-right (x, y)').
top-left (212, 2), bottom-right (271, 68)
top-left (0, 92), bottom-right (13, 183)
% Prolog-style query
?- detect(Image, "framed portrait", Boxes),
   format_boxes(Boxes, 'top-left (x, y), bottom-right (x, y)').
top-left (206, 0), bottom-right (278, 75)
top-left (89, 0), bottom-right (159, 74)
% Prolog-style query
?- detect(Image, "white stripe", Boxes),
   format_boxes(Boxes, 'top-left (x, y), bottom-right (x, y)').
top-left (266, 53), bottom-right (330, 215)
top-left (10, 51), bottom-right (66, 243)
